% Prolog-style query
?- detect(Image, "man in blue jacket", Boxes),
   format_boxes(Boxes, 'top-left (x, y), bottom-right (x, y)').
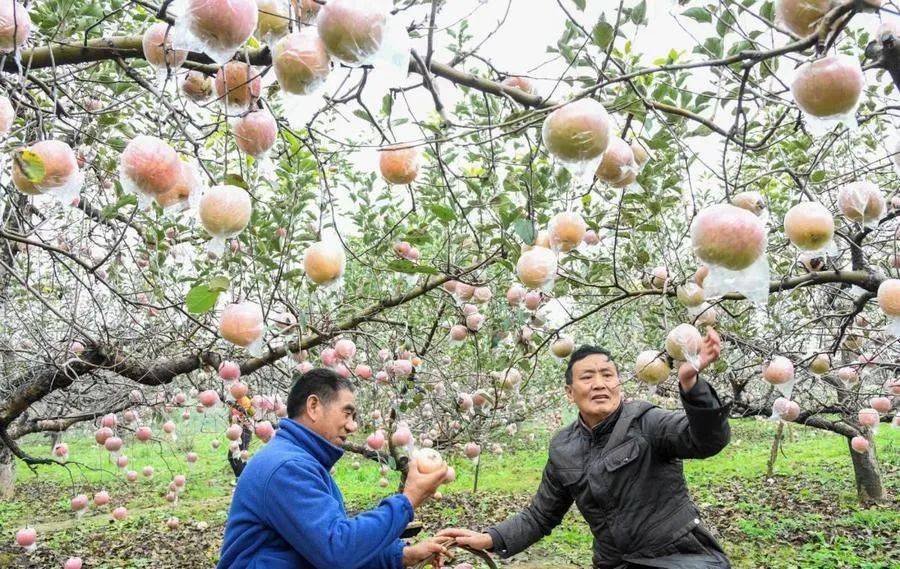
top-left (218, 367), bottom-right (450, 568)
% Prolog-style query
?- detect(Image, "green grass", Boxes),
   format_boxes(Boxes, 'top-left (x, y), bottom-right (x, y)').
top-left (2, 416), bottom-right (898, 568)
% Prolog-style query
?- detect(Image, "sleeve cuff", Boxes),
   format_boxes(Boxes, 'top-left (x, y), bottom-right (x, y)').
top-left (390, 539), bottom-right (406, 569)
top-left (679, 377), bottom-right (719, 408)
top-left (486, 527), bottom-right (508, 557)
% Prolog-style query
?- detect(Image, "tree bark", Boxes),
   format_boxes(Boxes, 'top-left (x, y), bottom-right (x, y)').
top-left (0, 440), bottom-right (15, 499)
top-left (848, 437), bottom-right (883, 504)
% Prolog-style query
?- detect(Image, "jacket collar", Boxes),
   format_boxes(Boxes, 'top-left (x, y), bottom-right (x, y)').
top-left (577, 401), bottom-right (623, 436)
top-left (276, 418), bottom-right (344, 469)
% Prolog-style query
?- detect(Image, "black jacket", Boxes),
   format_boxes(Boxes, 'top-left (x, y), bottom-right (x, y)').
top-left (487, 379), bottom-right (732, 569)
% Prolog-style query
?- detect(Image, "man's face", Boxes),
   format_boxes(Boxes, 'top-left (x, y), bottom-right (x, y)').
top-left (565, 353), bottom-right (622, 426)
top-left (307, 388), bottom-right (358, 446)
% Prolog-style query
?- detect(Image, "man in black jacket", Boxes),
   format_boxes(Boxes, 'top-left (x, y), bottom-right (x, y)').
top-left (439, 327), bottom-right (732, 568)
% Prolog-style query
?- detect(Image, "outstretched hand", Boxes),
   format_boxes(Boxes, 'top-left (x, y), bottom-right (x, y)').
top-left (435, 528), bottom-right (493, 550)
top-left (678, 326), bottom-right (721, 392)
top-left (402, 537), bottom-right (451, 567)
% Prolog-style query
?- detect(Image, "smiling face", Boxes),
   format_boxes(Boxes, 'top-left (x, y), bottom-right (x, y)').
top-left (302, 388), bottom-right (359, 447)
top-left (565, 353), bottom-right (622, 428)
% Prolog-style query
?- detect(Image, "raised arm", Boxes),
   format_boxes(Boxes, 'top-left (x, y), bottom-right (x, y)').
top-left (646, 326), bottom-right (731, 459)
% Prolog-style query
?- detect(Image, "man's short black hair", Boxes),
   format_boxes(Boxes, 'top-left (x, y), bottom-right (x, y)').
top-left (286, 368), bottom-right (355, 419)
top-left (565, 345), bottom-right (616, 385)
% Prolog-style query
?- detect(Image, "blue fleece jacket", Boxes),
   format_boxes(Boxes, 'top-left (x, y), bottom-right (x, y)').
top-left (217, 418), bottom-right (413, 569)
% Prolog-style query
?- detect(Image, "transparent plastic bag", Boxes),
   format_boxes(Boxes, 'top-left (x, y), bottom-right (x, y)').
top-left (516, 246), bottom-right (558, 291)
top-left (303, 234), bottom-right (346, 289)
top-left (541, 98), bottom-right (611, 187)
top-left (691, 204), bottom-right (769, 305)
top-left (316, 0), bottom-right (391, 66)
top-left (219, 301), bottom-right (265, 355)
top-left (790, 54), bottom-right (864, 136)
top-left (198, 185), bottom-right (253, 256)
top-left (665, 324), bottom-right (701, 370)
top-left (596, 136), bottom-right (639, 188)
top-left (119, 135), bottom-right (182, 209)
top-left (172, 0), bottom-right (258, 65)
top-left (770, 397), bottom-right (800, 422)
top-left (13, 141), bottom-right (85, 205)
top-left (838, 181), bottom-right (885, 229)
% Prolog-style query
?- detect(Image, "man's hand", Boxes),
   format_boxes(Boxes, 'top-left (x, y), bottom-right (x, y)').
top-left (402, 537), bottom-right (451, 567)
top-left (678, 326), bottom-right (721, 392)
top-left (435, 528), bottom-right (494, 551)
top-left (402, 458), bottom-right (448, 508)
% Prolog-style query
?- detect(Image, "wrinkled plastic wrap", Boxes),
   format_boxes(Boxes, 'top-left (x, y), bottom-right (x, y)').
top-left (232, 108), bottom-right (278, 180)
top-left (179, 70), bottom-right (214, 103)
top-left (0, 95), bottom-right (14, 136)
top-left (13, 140), bottom-right (84, 204)
top-left (119, 135), bottom-right (181, 208)
top-left (595, 136), bottom-right (640, 190)
top-left (548, 211), bottom-right (586, 253)
top-left (783, 200), bottom-right (836, 257)
top-left (665, 323), bottom-right (701, 370)
top-left (198, 184), bottom-right (252, 256)
top-left (689, 302), bottom-right (718, 326)
top-left (542, 98), bottom-right (611, 186)
top-left (303, 237), bottom-right (347, 288)
top-left (155, 157), bottom-right (204, 213)
top-left (274, 28), bottom-right (331, 95)
top-left (770, 397), bottom-right (800, 422)
top-left (516, 246), bottom-right (558, 291)
top-left (634, 349), bottom-right (670, 395)
top-left (838, 181), bottom-right (885, 229)
top-left (691, 204), bottom-right (769, 305)
top-left (214, 62), bottom-right (263, 115)
top-left (254, 0), bottom-right (290, 46)
top-left (272, 28), bottom-right (333, 128)
top-left (0, 1), bottom-right (31, 54)
top-left (219, 301), bottom-right (265, 355)
top-left (877, 278), bottom-right (900, 336)
top-left (764, 356), bottom-right (796, 399)
top-left (791, 54), bottom-right (864, 136)
top-left (142, 22), bottom-right (188, 72)
top-left (317, 0), bottom-right (389, 66)
top-left (378, 143), bottom-right (421, 185)
top-left (172, 0), bottom-right (258, 65)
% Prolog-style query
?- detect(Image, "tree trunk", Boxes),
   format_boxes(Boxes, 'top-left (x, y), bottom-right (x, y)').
top-left (848, 438), bottom-right (883, 504)
top-left (766, 421), bottom-right (784, 479)
top-left (0, 441), bottom-right (15, 499)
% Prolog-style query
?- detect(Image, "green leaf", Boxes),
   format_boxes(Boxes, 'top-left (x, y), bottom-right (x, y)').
top-left (14, 149), bottom-right (46, 184)
top-left (513, 218), bottom-right (536, 245)
top-left (682, 7), bottom-right (711, 23)
top-left (430, 204), bottom-right (457, 223)
top-left (352, 109), bottom-right (375, 125)
top-left (185, 284), bottom-right (220, 314)
top-left (387, 259), bottom-right (439, 275)
top-left (810, 170), bottom-right (826, 183)
top-left (381, 94), bottom-right (393, 117)
top-left (631, 0), bottom-right (646, 25)
top-left (224, 173), bottom-right (249, 190)
top-left (591, 21), bottom-right (614, 49)
top-left (208, 275), bottom-right (231, 293)
top-left (716, 8), bottom-right (735, 36)
top-left (101, 194), bottom-right (137, 218)
top-left (572, 0), bottom-right (585, 10)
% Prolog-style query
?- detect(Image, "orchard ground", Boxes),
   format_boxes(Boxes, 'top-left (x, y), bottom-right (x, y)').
top-left (0, 416), bottom-right (897, 569)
